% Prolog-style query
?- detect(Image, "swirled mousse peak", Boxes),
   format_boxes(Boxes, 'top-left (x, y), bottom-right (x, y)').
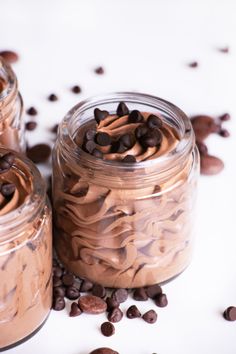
top-left (77, 102), bottom-right (179, 162)
top-left (0, 152), bottom-right (31, 216)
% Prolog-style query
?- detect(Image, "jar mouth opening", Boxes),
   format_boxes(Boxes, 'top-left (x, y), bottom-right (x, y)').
top-left (59, 92), bottom-right (194, 173)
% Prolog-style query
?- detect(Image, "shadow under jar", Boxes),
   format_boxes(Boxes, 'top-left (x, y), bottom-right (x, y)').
top-left (0, 57), bottom-right (25, 152)
top-left (0, 148), bottom-right (52, 351)
top-left (52, 92), bottom-right (199, 288)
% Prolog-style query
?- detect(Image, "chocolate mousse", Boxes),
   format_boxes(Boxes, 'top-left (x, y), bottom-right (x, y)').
top-left (0, 151), bottom-right (52, 349)
top-left (53, 99), bottom-right (197, 288)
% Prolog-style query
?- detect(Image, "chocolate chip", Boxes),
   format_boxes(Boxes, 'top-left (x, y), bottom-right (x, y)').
top-left (106, 297), bottom-right (119, 312)
top-left (1, 183), bottom-right (15, 197)
top-left (26, 144), bottom-right (51, 163)
top-left (219, 129), bottom-right (230, 138)
top-left (71, 85), bottom-right (81, 94)
top-left (200, 154), bottom-right (224, 175)
top-left (146, 284), bottom-right (162, 299)
top-left (126, 305), bottom-right (141, 319)
top-left (122, 155), bottom-right (136, 163)
top-left (111, 288), bottom-right (128, 303)
top-left (196, 141), bottom-right (208, 155)
top-left (69, 302), bottom-right (82, 317)
top-left (101, 322), bottom-right (115, 337)
top-left (0, 153), bottom-right (15, 174)
top-left (147, 115), bottom-right (163, 129)
top-left (89, 348), bottom-right (119, 354)
top-left (95, 66), bottom-right (104, 74)
top-left (219, 47), bottom-right (229, 53)
top-left (94, 108), bottom-right (109, 124)
top-left (223, 306), bottom-right (236, 321)
top-left (83, 140), bottom-right (97, 154)
top-left (219, 113), bottom-right (231, 121)
top-left (107, 307), bottom-right (123, 323)
top-left (80, 279), bottom-right (94, 292)
top-left (92, 284), bottom-right (106, 298)
top-left (155, 293), bottom-right (168, 307)
top-left (128, 110), bottom-right (144, 123)
top-left (78, 295), bottom-right (107, 314)
top-left (95, 132), bottom-right (111, 146)
top-left (119, 133), bottom-right (135, 148)
top-left (140, 129), bottom-right (162, 148)
top-left (53, 266), bottom-right (63, 278)
top-left (117, 102), bottom-right (129, 116)
top-left (52, 296), bottom-right (65, 311)
top-left (53, 258), bottom-right (59, 267)
top-left (48, 93), bottom-right (58, 101)
top-left (142, 309), bottom-right (157, 324)
top-left (85, 129), bottom-right (96, 141)
top-left (92, 148), bottom-right (103, 159)
top-left (53, 286), bottom-right (65, 298)
top-left (26, 107), bottom-right (38, 116)
top-left (53, 276), bottom-right (63, 287)
top-left (111, 140), bottom-right (127, 153)
top-left (135, 125), bottom-right (148, 139)
top-left (133, 287), bottom-right (148, 301)
top-left (0, 50), bottom-right (19, 64)
top-left (188, 61), bottom-right (198, 68)
top-left (25, 121), bottom-right (37, 131)
top-left (62, 273), bottom-right (75, 287)
top-left (191, 115), bottom-right (220, 141)
top-left (51, 124), bottom-right (59, 134)
top-left (65, 286), bottom-right (80, 300)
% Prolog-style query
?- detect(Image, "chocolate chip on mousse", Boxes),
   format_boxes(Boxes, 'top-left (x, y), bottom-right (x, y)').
top-left (0, 153), bottom-right (15, 173)
top-left (135, 124), bottom-right (148, 139)
top-left (92, 148), bottom-right (104, 159)
top-left (128, 110), bottom-right (144, 123)
top-left (85, 129), bottom-right (97, 141)
top-left (140, 129), bottom-right (162, 148)
top-left (95, 132), bottom-right (111, 146)
top-left (117, 102), bottom-right (129, 116)
top-left (119, 133), bottom-right (135, 149)
top-left (1, 183), bottom-right (16, 197)
top-left (101, 322), bottom-right (115, 337)
top-left (94, 108), bottom-right (109, 124)
top-left (83, 140), bottom-right (97, 154)
top-left (122, 155), bottom-right (136, 163)
top-left (147, 114), bottom-right (163, 129)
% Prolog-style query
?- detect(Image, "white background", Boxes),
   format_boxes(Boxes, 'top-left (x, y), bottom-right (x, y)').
top-left (1, 0), bottom-right (236, 353)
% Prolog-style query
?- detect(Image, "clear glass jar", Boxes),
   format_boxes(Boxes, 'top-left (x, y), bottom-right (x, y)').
top-left (52, 92), bottom-right (199, 288)
top-left (0, 57), bottom-right (25, 152)
top-left (0, 147), bottom-right (52, 350)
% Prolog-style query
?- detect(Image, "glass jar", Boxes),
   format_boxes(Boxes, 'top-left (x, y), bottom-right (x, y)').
top-left (52, 92), bottom-right (199, 288)
top-left (0, 147), bottom-right (52, 350)
top-left (0, 57), bottom-right (25, 152)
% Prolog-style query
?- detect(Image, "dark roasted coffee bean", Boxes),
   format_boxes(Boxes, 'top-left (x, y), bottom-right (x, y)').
top-left (219, 129), bottom-right (230, 138)
top-left (219, 113), bottom-right (230, 121)
top-left (95, 132), bottom-right (111, 146)
top-left (80, 279), bottom-right (94, 292)
top-left (101, 321), bottom-right (115, 337)
top-left (117, 102), bottom-right (129, 116)
top-left (26, 107), bottom-right (38, 116)
top-left (53, 266), bottom-right (63, 278)
top-left (92, 148), bottom-right (103, 159)
top-left (146, 284), bottom-right (162, 299)
top-left (196, 141), bottom-right (208, 155)
top-left (92, 284), bottom-right (106, 298)
top-left (107, 307), bottom-right (123, 323)
top-left (106, 297), bottom-right (119, 312)
top-left (128, 110), bottom-right (144, 123)
top-left (89, 348), bottom-right (119, 354)
top-left (62, 273), bottom-right (75, 287)
top-left (25, 121), bottom-right (37, 131)
top-left (126, 305), bottom-right (141, 319)
top-left (135, 125), bottom-right (148, 139)
top-left (191, 115), bottom-right (220, 141)
top-left (188, 61), bottom-right (198, 68)
top-left (53, 286), bottom-right (65, 298)
top-left (66, 286), bottom-right (80, 300)
top-left (27, 144), bottom-right (51, 163)
top-left (147, 114), bottom-right (163, 129)
top-left (94, 108), bottom-right (109, 124)
top-left (1, 183), bottom-right (15, 197)
top-left (111, 288), bottom-right (128, 303)
top-left (71, 85), bottom-right (81, 94)
top-left (119, 134), bottom-right (134, 148)
top-left (133, 287), bottom-right (148, 301)
top-left (94, 66), bottom-right (104, 74)
top-left (155, 293), bottom-right (168, 307)
top-left (69, 302), bottom-right (82, 317)
top-left (52, 296), bottom-right (65, 311)
top-left (53, 276), bottom-right (63, 288)
top-left (78, 295), bottom-right (107, 314)
top-left (123, 155), bottom-right (136, 163)
top-left (83, 140), bottom-right (96, 154)
top-left (200, 155), bottom-right (224, 175)
top-left (0, 50), bottom-right (19, 63)
top-left (142, 309), bottom-right (157, 324)
top-left (85, 129), bottom-right (96, 141)
top-left (223, 306), bottom-right (236, 321)
top-left (48, 93), bottom-right (58, 101)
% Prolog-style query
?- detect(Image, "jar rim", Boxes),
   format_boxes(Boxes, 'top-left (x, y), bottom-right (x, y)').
top-left (0, 58), bottom-right (17, 101)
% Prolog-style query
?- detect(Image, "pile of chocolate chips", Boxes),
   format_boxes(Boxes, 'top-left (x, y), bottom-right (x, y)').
top-left (82, 102), bottom-right (163, 162)
top-left (0, 153), bottom-right (16, 197)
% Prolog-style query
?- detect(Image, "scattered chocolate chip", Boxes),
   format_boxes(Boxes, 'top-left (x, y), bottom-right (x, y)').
top-left (51, 124), bottom-right (59, 134)
top-left (111, 288), bottom-right (128, 303)
top-left (155, 293), bottom-right (168, 307)
top-left (219, 129), bottom-right (230, 138)
top-left (78, 295), bottom-right (107, 314)
top-left (95, 66), bottom-right (104, 75)
top-left (53, 286), bottom-right (65, 298)
top-left (106, 297), bottom-right (119, 312)
top-left (146, 284), bottom-right (162, 299)
top-left (191, 115), bottom-right (220, 141)
top-left (219, 113), bottom-right (230, 121)
top-left (95, 132), bottom-right (111, 146)
top-left (65, 286), bottom-right (80, 300)
top-left (0, 50), bottom-right (19, 64)
top-left (71, 85), bottom-right (81, 94)
top-left (94, 108), bottom-right (109, 124)
top-left (85, 129), bottom-right (96, 141)
top-left (52, 296), bottom-right (65, 311)
top-left (147, 115), bottom-right (163, 129)
top-left (80, 279), bottom-right (94, 292)
top-left (128, 110), bottom-right (144, 123)
top-left (126, 305), bottom-right (141, 319)
top-left (48, 93), bottom-right (58, 102)
top-left (188, 61), bottom-right (198, 68)
top-left (122, 155), bottom-right (136, 163)
top-left (25, 121), bottom-right (37, 131)
top-left (83, 140), bottom-right (97, 154)
top-left (140, 130), bottom-right (162, 148)
top-left (92, 148), bottom-right (103, 159)
top-left (62, 273), bottom-right (75, 287)
top-left (135, 125), bottom-right (148, 139)
top-left (53, 258), bottom-right (59, 267)
top-left (223, 306), bottom-right (236, 321)
top-left (117, 102), bottom-right (129, 116)
top-left (196, 141), bottom-right (208, 155)
top-left (200, 154), bottom-right (224, 175)
top-left (219, 47), bottom-right (229, 53)
top-left (142, 309), bottom-right (157, 324)
top-left (69, 302), bottom-right (82, 317)
top-left (119, 133), bottom-right (135, 149)
top-left (133, 287), bottom-right (148, 301)
top-left (1, 183), bottom-right (15, 197)
top-left (53, 276), bottom-right (63, 288)
top-left (92, 284), bottom-right (106, 298)
top-left (53, 266), bottom-right (63, 278)
top-left (101, 322), bottom-right (115, 337)
top-left (89, 348), bottom-right (119, 354)
top-left (26, 107), bottom-right (38, 116)
top-left (107, 307), bottom-right (123, 323)
top-left (0, 153), bottom-right (15, 174)
top-left (26, 144), bottom-right (51, 163)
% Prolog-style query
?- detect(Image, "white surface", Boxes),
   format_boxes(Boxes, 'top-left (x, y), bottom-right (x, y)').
top-left (1, 0), bottom-right (236, 353)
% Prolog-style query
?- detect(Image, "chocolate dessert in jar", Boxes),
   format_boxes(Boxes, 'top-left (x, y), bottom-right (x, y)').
top-left (52, 92), bottom-right (199, 288)
top-left (0, 148), bottom-right (52, 350)
top-left (0, 57), bottom-right (25, 152)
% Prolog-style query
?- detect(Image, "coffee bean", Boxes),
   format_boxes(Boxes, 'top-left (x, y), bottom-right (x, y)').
top-left (126, 305), bottom-right (141, 319)
top-left (65, 286), bottom-right (80, 300)
top-left (71, 85), bottom-right (81, 94)
top-left (53, 286), bottom-right (65, 298)
top-left (147, 115), bottom-right (163, 129)
top-left (133, 287), bottom-right (148, 301)
top-left (122, 155), bottom-right (136, 163)
top-left (128, 110), bottom-right (144, 123)
top-left (27, 144), bottom-right (51, 163)
top-left (219, 129), bottom-right (230, 138)
top-left (48, 93), bottom-right (58, 102)
top-left (69, 302), bottom-right (82, 317)
top-left (0, 153), bottom-right (15, 173)
top-left (142, 309), bottom-right (157, 324)
top-left (0, 50), bottom-right (19, 64)
top-left (101, 322), bottom-right (115, 337)
top-left (106, 297), bottom-right (119, 312)
top-left (52, 296), bottom-right (65, 311)
top-left (111, 288), bottom-right (128, 303)
top-left (26, 107), bottom-right (38, 116)
top-left (196, 141), bottom-right (208, 155)
top-left (92, 284), bottom-right (106, 298)
top-left (53, 266), bottom-right (63, 278)
top-left (200, 154), bottom-right (224, 175)
top-left (219, 113), bottom-right (230, 121)
top-left (92, 148), bottom-right (103, 159)
top-left (146, 284), bottom-right (162, 299)
top-left (89, 348), bottom-right (119, 354)
top-left (78, 295), bottom-right (107, 314)
top-left (53, 276), bottom-right (63, 288)
top-left (135, 125), bottom-right (148, 139)
top-left (83, 140), bottom-right (97, 154)
top-left (1, 183), bottom-right (15, 197)
top-left (85, 129), bottom-right (96, 141)
top-left (107, 307), bottom-right (123, 323)
top-left (223, 306), bottom-right (236, 321)
top-left (25, 121), bottom-right (37, 131)
top-left (188, 61), bottom-right (198, 68)
top-left (117, 102), bottom-right (129, 116)
top-left (95, 132), bottom-right (111, 146)
top-left (94, 108), bottom-right (109, 124)
top-left (62, 273), bottom-right (75, 287)
top-left (95, 66), bottom-right (104, 74)
top-left (119, 133), bottom-right (134, 148)
top-left (155, 293), bottom-right (168, 307)
top-left (80, 279), bottom-right (94, 292)
top-left (191, 115), bottom-right (220, 141)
